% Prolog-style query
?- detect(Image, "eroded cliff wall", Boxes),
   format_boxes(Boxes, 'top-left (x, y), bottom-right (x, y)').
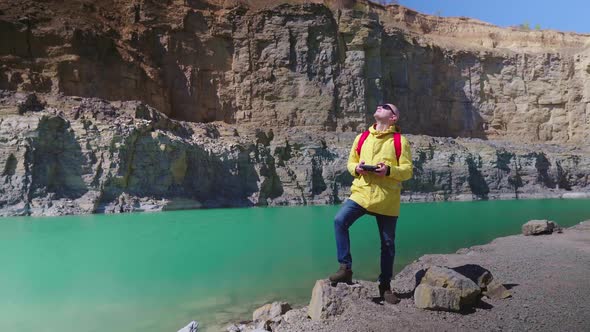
top-left (1, 0), bottom-right (589, 216)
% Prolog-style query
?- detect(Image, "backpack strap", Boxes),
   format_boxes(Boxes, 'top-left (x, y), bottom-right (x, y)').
top-left (356, 131), bottom-right (402, 164)
top-left (393, 132), bottom-right (401, 164)
top-left (355, 130), bottom-right (370, 156)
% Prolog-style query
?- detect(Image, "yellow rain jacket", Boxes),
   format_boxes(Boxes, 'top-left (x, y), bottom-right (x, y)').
top-left (347, 125), bottom-right (413, 216)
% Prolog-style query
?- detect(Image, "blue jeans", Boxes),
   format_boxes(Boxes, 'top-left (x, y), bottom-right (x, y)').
top-left (334, 199), bottom-right (398, 284)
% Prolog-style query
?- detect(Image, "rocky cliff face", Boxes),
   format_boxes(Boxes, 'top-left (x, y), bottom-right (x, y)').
top-left (1, 0), bottom-right (589, 216)
top-left (2, 91), bottom-right (588, 216)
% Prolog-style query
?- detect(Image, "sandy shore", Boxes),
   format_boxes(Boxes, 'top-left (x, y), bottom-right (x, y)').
top-left (267, 220), bottom-right (590, 332)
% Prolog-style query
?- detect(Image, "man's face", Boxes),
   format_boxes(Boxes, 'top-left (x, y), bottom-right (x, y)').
top-left (374, 104), bottom-right (398, 123)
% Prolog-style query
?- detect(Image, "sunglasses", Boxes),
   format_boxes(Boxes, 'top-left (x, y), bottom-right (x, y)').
top-left (377, 104), bottom-right (392, 111)
top-left (377, 104), bottom-right (394, 113)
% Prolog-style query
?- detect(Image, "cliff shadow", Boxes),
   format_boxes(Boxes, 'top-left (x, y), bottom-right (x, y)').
top-left (28, 115), bottom-right (88, 200)
top-left (99, 130), bottom-right (261, 208)
top-left (531, 152), bottom-right (556, 188)
top-left (184, 144), bottom-right (264, 207)
top-left (466, 154), bottom-right (490, 199)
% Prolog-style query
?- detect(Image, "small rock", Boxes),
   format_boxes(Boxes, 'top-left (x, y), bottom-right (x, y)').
top-left (225, 324), bottom-right (241, 332)
top-left (177, 320), bottom-right (198, 332)
top-left (252, 301), bottom-right (291, 322)
top-left (484, 280), bottom-right (512, 299)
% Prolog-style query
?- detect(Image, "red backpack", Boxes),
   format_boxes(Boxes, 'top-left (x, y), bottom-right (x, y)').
top-left (355, 131), bottom-right (402, 164)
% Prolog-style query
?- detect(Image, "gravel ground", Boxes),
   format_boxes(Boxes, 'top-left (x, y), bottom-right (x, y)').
top-left (274, 220), bottom-right (590, 332)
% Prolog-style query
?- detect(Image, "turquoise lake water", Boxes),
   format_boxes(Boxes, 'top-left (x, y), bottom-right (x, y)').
top-left (1, 198), bottom-right (590, 332)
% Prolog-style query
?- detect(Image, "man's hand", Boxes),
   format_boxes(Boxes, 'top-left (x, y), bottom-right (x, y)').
top-left (374, 162), bottom-right (389, 177)
top-left (355, 160), bottom-right (368, 175)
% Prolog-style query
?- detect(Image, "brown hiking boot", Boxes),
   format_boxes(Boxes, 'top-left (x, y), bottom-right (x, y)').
top-left (379, 283), bottom-right (400, 304)
top-left (328, 264), bottom-right (353, 284)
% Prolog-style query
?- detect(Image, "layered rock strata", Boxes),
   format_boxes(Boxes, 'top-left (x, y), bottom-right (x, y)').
top-left (1, 0), bottom-right (590, 216)
top-left (2, 1), bottom-right (589, 141)
top-left (1, 91), bottom-right (589, 216)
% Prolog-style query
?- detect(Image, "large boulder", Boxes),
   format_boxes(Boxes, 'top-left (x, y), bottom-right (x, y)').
top-left (414, 266), bottom-right (481, 311)
top-left (307, 279), bottom-right (370, 321)
top-left (414, 284), bottom-right (461, 311)
top-left (522, 220), bottom-right (556, 235)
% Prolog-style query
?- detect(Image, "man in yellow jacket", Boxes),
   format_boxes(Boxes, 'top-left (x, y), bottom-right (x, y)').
top-left (328, 103), bottom-right (413, 304)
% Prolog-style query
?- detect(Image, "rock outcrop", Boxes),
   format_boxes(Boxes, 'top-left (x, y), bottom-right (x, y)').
top-left (1, 0), bottom-right (590, 216)
top-left (307, 279), bottom-right (371, 321)
top-left (522, 219), bottom-right (561, 235)
top-left (1, 90), bottom-right (590, 216)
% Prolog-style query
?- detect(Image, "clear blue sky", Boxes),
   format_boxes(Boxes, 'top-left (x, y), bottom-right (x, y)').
top-left (395, 0), bottom-right (589, 34)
